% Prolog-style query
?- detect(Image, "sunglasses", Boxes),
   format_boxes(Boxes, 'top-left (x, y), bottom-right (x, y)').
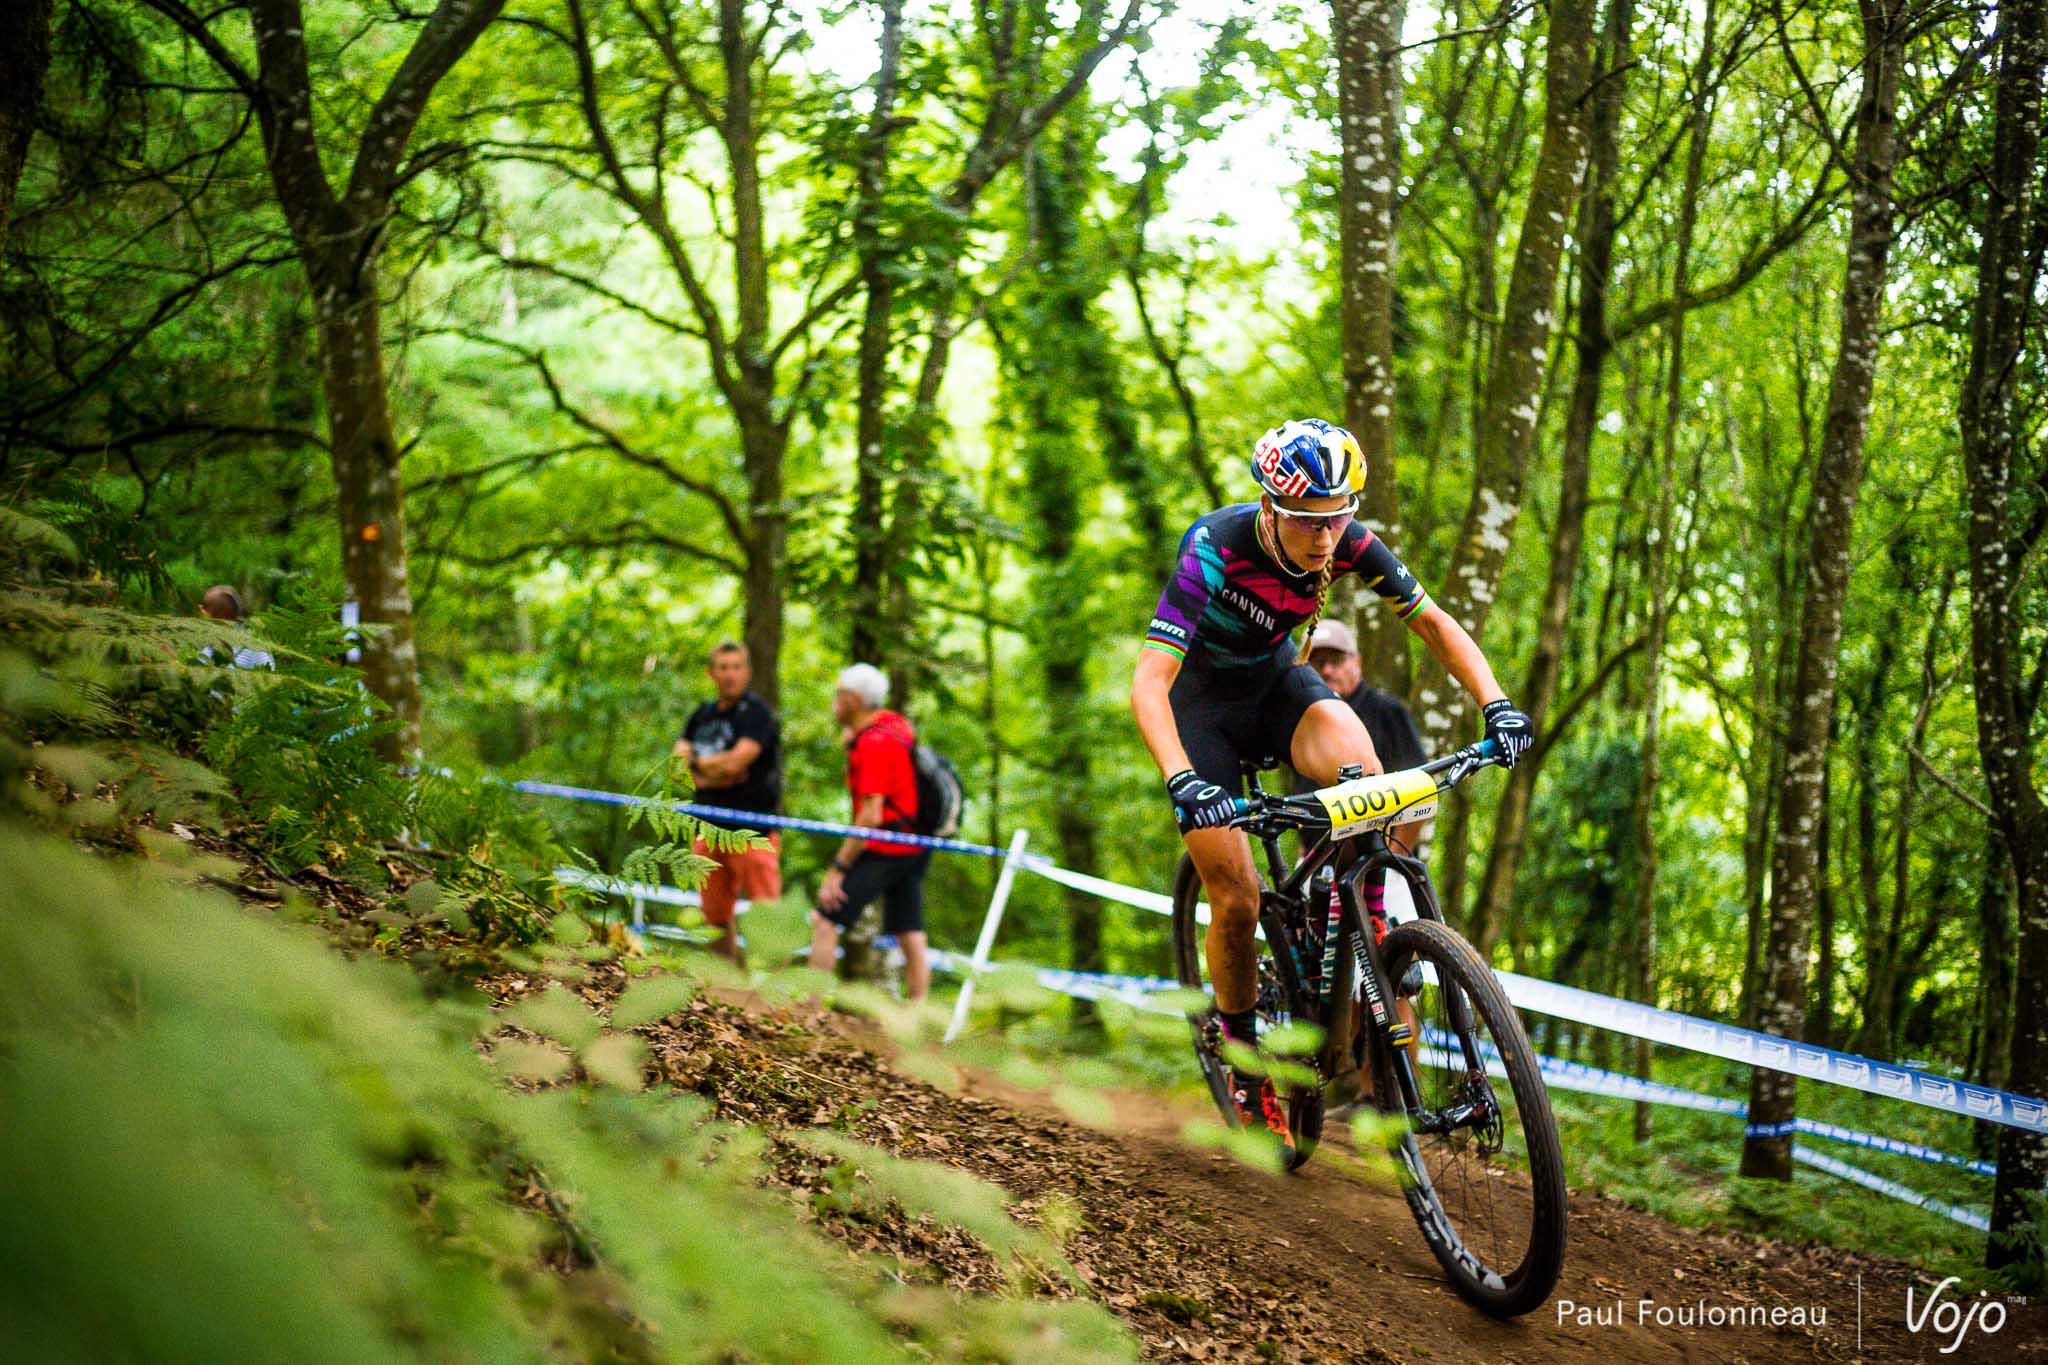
top-left (1269, 495), bottom-right (1358, 534)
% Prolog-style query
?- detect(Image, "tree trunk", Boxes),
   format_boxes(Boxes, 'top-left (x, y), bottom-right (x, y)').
top-left (848, 0), bottom-right (907, 675)
top-left (1954, 0), bottom-right (2048, 1267)
top-left (1740, 0), bottom-right (1904, 1180)
top-left (723, 0), bottom-right (787, 708)
top-left (1974, 831), bottom-right (2017, 1161)
top-left (220, 0), bottom-right (508, 756)
top-left (740, 417), bottom-right (788, 707)
top-left (314, 273), bottom-right (424, 755)
top-left (1852, 559), bottom-right (1933, 1058)
top-left (1468, 0), bottom-right (1634, 962)
top-left (1809, 749), bottom-right (1835, 1048)
top-left (0, 0), bottom-right (52, 250)
top-left (1333, 0), bottom-right (1409, 689)
top-left (1628, 0), bottom-right (1714, 1141)
top-left (847, 0), bottom-right (1142, 688)
top-left (1004, 114), bottom-right (1118, 1036)
top-left (1421, 0), bottom-right (1598, 750)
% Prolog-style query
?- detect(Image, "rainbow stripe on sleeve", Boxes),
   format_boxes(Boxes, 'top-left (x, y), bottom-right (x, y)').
top-left (1395, 585), bottom-right (1431, 621)
top-left (1143, 631), bottom-right (1190, 660)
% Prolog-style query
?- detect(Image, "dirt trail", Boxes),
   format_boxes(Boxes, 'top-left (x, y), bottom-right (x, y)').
top-left (241, 835), bottom-right (2039, 1365)
top-left (650, 984), bottom-right (2047, 1364)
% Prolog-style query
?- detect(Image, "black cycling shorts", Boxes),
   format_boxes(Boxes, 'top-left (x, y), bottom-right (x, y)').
top-left (817, 849), bottom-right (933, 935)
top-left (1169, 652), bottom-right (1340, 794)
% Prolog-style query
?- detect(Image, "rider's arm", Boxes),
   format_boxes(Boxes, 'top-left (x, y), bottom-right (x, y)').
top-left (1131, 648), bottom-right (1194, 778)
top-left (1349, 532), bottom-right (1507, 711)
top-left (1407, 603), bottom-right (1506, 708)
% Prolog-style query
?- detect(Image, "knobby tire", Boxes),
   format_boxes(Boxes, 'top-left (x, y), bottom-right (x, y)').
top-left (1365, 917), bottom-right (1568, 1318)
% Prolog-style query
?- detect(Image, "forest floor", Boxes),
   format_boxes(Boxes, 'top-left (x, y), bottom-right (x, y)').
top-left (628, 981), bottom-right (2048, 1364)
top-left (229, 839), bottom-right (2047, 1364)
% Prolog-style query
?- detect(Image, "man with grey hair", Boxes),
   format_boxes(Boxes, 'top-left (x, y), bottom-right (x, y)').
top-left (811, 663), bottom-right (933, 1002)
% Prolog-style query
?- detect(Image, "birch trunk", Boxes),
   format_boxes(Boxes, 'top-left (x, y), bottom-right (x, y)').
top-left (1954, 0), bottom-right (2048, 1266)
top-left (1741, 0), bottom-right (1904, 1180)
top-left (1469, 0), bottom-right (1634, 962)
top-left (1421, 0), bottom-right (1598, 751)
top-left (1333, 0), bottom-right (1409, 689)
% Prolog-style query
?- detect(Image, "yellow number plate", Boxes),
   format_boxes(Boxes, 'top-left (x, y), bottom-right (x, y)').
top-left (1314, 767), bottom-right (1441, 840)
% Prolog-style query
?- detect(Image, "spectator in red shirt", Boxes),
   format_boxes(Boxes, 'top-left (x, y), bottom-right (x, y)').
top-left (810, 663), bottom-right (933, 1002)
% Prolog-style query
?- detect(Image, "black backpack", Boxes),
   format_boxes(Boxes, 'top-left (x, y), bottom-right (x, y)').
top-left (863, 722), bottom-right (964, 839)
top-left (908, 742), bottom-right (964, 838)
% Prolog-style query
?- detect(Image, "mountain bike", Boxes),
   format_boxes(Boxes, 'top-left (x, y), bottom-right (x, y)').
top-left (1169, 737), bottom-right (1567, 1318)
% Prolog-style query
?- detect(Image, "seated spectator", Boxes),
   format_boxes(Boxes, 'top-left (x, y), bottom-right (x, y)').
top-left (197, 585), bottom-right (275, 670)
top-left (810, 664), bottom-right (933, 1002)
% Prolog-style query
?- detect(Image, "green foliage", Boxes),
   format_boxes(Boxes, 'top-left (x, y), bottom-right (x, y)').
top-left (0, 822), bottom-right (1136, 1362)
top-left (0, 507), bottom-right (232, 834)
top-left (614, 757), bottom-right (763, 892)
top-left (1990, 1190), bottom-right (2048, 1295)
top-left (198, 583), bottom-right (404, 874)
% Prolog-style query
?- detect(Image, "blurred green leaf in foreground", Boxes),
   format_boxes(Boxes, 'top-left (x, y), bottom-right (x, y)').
top-left (0, 824), bottom-right (1133, 1363)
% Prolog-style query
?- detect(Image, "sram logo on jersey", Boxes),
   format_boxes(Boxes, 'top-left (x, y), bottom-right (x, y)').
top-left (1254, 437), bottom-right (1314, 498)
top-left (1149, 620), bottom-right (1188, 641)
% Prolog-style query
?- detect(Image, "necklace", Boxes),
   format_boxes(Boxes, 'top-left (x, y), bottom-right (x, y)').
top-left (1256, 507), bottom-right (1313, 578)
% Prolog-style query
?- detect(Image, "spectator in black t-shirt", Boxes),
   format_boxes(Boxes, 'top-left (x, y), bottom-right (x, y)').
top-left (1302, 619), bottom-right (1429, 853)
top-left (673, 641), bottom-right (782, 965)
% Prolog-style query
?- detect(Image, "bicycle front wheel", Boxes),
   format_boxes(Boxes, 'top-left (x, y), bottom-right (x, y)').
top-left (1363, 917), bottom-right (1567, 1318)
top-left (1170, 853), bottom-right (1327, 1169)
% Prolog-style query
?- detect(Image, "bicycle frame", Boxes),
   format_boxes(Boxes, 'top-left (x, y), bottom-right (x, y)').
top-left (1238, 755), bottom-right (1491, 1125)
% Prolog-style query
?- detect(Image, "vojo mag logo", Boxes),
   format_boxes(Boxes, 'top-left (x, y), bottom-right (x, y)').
top-left (1906, 1277), bottom-right (2008, 1354)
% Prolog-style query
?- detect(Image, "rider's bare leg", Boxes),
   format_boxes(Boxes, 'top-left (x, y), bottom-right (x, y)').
top-left (1289, 697), bottom-right (1381, 784)
top-left (1185, 826), bottom-right (1263, 1017)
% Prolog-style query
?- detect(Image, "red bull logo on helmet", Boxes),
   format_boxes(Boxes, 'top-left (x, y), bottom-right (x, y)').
top-left (1254, 437), bottom-right (1315, 497)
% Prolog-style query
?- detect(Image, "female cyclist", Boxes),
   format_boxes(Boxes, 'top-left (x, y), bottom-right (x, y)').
top-left (1130, 418), bottom-right (1533, 1156)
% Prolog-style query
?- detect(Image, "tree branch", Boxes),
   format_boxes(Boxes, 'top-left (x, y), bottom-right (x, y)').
top-left (563, 0), bottom-right (736, 397)
top-left (431, 520), bottom-right (745, 573)
top-left (1611, 168), bottom-right (1843, 341)
top-left (345, 0), bottom-right (509, 208)
top-left (138, 0), bottom-right (259, 99)
top-left (445, 328), bottom-right (752, 549)
top-left (1534, 631), bottom-right (1648, 763)
top-left (1908, 745), bottom-right (1993, 820)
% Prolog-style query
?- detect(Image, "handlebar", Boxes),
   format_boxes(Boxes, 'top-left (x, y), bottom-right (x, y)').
top-left (1228, 736), bottom-right (1509, 836)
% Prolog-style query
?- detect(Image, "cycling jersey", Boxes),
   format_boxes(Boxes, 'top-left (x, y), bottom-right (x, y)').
top-left (1144, 504), bottom-right (1432, 672)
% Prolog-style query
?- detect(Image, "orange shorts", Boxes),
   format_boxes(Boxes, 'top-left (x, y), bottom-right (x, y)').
top-left (693, 832), bottom-right (781, 926)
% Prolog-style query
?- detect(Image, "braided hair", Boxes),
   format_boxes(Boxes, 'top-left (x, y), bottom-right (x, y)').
top-left (1297, 557), bottom-right (1337, 648)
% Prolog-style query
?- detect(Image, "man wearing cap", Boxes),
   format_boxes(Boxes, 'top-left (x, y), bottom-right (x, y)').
top-left (1302, 618), bottom-right (1430, 852)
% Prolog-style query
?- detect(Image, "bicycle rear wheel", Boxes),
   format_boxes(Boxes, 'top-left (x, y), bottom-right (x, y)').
top-left (1362, 918), bottom-right (1567, 1318)
top-left (1170, 853), bottom-right (1331, 1169)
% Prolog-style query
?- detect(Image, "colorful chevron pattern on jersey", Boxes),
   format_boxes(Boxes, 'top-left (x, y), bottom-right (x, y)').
top-left (1144, 504), bottom-right (1434, 670)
